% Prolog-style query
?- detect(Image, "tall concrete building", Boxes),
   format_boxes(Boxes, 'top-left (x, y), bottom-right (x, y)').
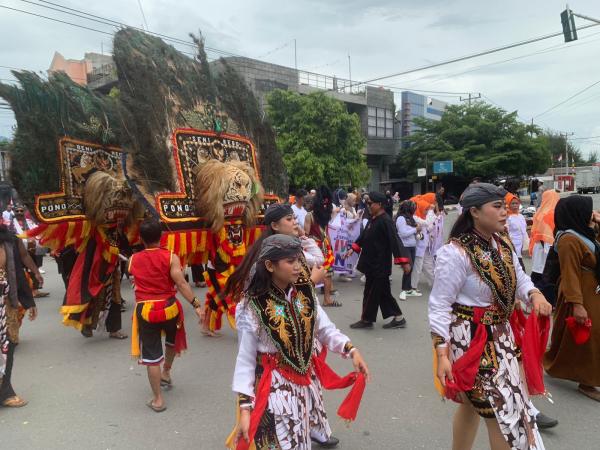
top-left (399, 91), bottom-right (447, 147)
top-left (212, 57), bottom-right (400, 190)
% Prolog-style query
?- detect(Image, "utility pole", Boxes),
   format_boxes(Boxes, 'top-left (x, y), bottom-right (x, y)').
top-left (348, 54), bottom-right (352, 90)
top-left (425, 151), bottom-right (429, 193)
top-left (459, 93), bottom-right (482, 106)
top-left (294, 39), bottom-right (297, 71)
top-left (561, 131), bottom-right (575, 189)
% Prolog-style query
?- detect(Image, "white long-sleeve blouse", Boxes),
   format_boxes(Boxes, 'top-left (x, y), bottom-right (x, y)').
top-left (232, 290), bottom-right (351, 398)
top-left (428, 238), bottom-right (536, 343)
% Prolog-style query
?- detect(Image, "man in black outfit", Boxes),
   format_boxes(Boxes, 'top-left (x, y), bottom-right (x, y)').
top-left (347, 192), bottom-right (411, 329)
top-left (436, 186), bottom-right (447, 215)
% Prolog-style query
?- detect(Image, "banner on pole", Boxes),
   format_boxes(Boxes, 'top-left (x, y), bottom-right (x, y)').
top-left (328, 213), bottom-right (361, 275)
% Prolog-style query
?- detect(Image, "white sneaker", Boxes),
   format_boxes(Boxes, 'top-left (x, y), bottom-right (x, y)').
top-left (39, 269), bottom-right (46, 274)
top-left (360, 275), bottom-right (366, 284)
top-left (406, 289), bottom-right (423, 297)
top-left (398, 291), bottom-right (407, 301)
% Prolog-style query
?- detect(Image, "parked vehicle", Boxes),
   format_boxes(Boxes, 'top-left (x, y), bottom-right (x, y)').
top-left (576, 166), bottom-right (600, 194)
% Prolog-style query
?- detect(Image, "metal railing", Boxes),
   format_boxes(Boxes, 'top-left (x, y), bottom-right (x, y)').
top-left (297, 70), bottom-right (365, 95)
top-left (87, 63), bottom-right (118, 85)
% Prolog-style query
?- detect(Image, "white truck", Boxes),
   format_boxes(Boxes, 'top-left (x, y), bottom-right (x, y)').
top-left (576, 166), bottom-right (600, 194)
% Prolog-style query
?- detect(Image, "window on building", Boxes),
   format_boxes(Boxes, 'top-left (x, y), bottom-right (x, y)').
top-left (367, 107), bottom-right (394, 138)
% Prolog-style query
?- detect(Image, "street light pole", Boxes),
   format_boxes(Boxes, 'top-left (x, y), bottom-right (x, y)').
top-left (425, 151), bottom-right (429, 193)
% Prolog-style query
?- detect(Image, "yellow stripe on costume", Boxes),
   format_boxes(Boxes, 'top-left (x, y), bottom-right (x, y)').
top-left (180, 232), bottom-right (187, 258)
top-left (191, 231), bottom-right (197, 254)
top-left (167, 233), bottom-right (176, 253)
top-left (60, 304), bottom-right (89, 315)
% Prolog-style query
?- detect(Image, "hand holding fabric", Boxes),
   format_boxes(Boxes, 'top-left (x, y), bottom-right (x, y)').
top-left (233, 408), bottom-right (251, 448)
top-left (436, 355), bottom-right (453, 388)
top-left (351, 350), bottom-right (371, 382)
top-left (573, 303), bottom-right (589, 324)
top-left (531, 293), bottom-right (552, 316)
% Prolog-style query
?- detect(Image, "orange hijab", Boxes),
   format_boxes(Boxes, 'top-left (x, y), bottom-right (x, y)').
top-left (505, 193), bottom-right (520, 215)
top-left (529, 190), bottom-right (560, 254)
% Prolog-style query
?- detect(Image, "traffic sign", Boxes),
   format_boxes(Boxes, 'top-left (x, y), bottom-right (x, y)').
top-left (417, 168), bottom-right (426, 177)
top-left (433, 160), bottom-right (453, 174)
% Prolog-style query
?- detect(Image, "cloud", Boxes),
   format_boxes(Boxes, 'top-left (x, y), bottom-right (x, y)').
top-left (0, 0), bottom-right (599, 147)
top-left (428, 13), bottom-right (501, 29)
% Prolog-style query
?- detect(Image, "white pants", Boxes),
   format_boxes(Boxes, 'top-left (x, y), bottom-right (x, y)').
top-left (411, 253), bottom-right (434, 289)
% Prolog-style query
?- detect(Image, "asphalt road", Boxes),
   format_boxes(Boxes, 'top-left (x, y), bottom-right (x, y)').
top-left (2, 203), bottom-right (599, 449)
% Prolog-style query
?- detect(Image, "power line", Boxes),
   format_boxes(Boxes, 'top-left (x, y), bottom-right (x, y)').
top-left (533, 78), bottom-right (600, 119)
top-left (570, 135), bottom-right (600, 140)
top-left (14, 0), bottom-right (243, 58)
top-left (136, 0), bottom-right (149, 31)
top-left (1, 5), bottom-right (113, 35)
top-left (255, 40), bottom-right (293, 60)
top-left (352, 22), bottom-right (600, 87)
top-left (32, 0), bottom-right (237, 56)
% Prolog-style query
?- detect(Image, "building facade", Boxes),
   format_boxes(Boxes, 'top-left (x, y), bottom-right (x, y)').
top-left (48, 52), bottom-right (117, 93)
top-left (399, 91), bottom-right (447, 147)
top-left (213, 57), bottom-right (400, 191)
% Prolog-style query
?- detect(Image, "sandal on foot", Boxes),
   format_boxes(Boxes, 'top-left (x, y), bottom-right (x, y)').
top-left (323, 300), bottom-right (343, 307)
top-left (578, 385), bottom-right (600, 402)
top-left (201, 329), bottom-right (223, 338)
top-left (109, 332), bottom-right (128, 340)
top-left (81, 327), bottom-right (93, 338)
top-left (2, 396), bottom-right (28, 408)
top-left (146, 400), bottom-right (167, 413)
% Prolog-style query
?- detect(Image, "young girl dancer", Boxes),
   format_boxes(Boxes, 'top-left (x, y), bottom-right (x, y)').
top-left (230, 234), bottom-right (369, 449)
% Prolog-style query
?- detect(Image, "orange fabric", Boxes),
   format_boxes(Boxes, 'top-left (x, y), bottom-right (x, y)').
top-left (421, 192), bottom-right (436, 204)
top-left (505, 193), bottom-right (520, 215)
top-left (529, 190), bottom-right (560, 254)
top-left (411, 193), bottom-right (436, 219)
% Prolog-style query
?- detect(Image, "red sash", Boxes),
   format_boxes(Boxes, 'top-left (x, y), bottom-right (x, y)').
top-left (237, 348), bottom-right (365, 450)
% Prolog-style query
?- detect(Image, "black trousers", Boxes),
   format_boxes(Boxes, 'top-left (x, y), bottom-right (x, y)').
top-left (105, 298), bottom-right (122, 333)
top-left (191, 264), bottom-right (205, 283)
top-left (361, 274), bottom-right (402, 323)
top-left (0, 342), bottom-right (16, 402)
top-left (402, 246), bottom-right (416, 291)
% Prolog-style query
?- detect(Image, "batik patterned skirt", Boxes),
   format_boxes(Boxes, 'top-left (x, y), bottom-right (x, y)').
top-left (0, 276), bottom-right (9, 378)
top-left (253, 360), bottom-right (332, 450)
top-left (449, 306), bottom-right (545, 450)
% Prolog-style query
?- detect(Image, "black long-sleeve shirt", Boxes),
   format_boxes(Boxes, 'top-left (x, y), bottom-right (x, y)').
top-left (353, 212), bottom-right (409, 277)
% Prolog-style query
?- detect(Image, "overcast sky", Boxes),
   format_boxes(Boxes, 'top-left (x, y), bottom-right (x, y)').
top-left (2, 0), bottom-right (600, 155)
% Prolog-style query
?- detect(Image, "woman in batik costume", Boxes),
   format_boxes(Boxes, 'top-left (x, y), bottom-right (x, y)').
top-left (429, 183), bottom-right (552, 450)
top-left (229, 234), bottom-right (369, 450)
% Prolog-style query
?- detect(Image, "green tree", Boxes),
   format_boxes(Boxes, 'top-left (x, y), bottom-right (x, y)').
top-left (587, 151), bottom-right (598, 164)
top-left (266, 90), bottom-right (368, 189)
top-left (399, 102), bottom-right (551, 181)
top-left (541, 130), bottom-right (583, 165)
